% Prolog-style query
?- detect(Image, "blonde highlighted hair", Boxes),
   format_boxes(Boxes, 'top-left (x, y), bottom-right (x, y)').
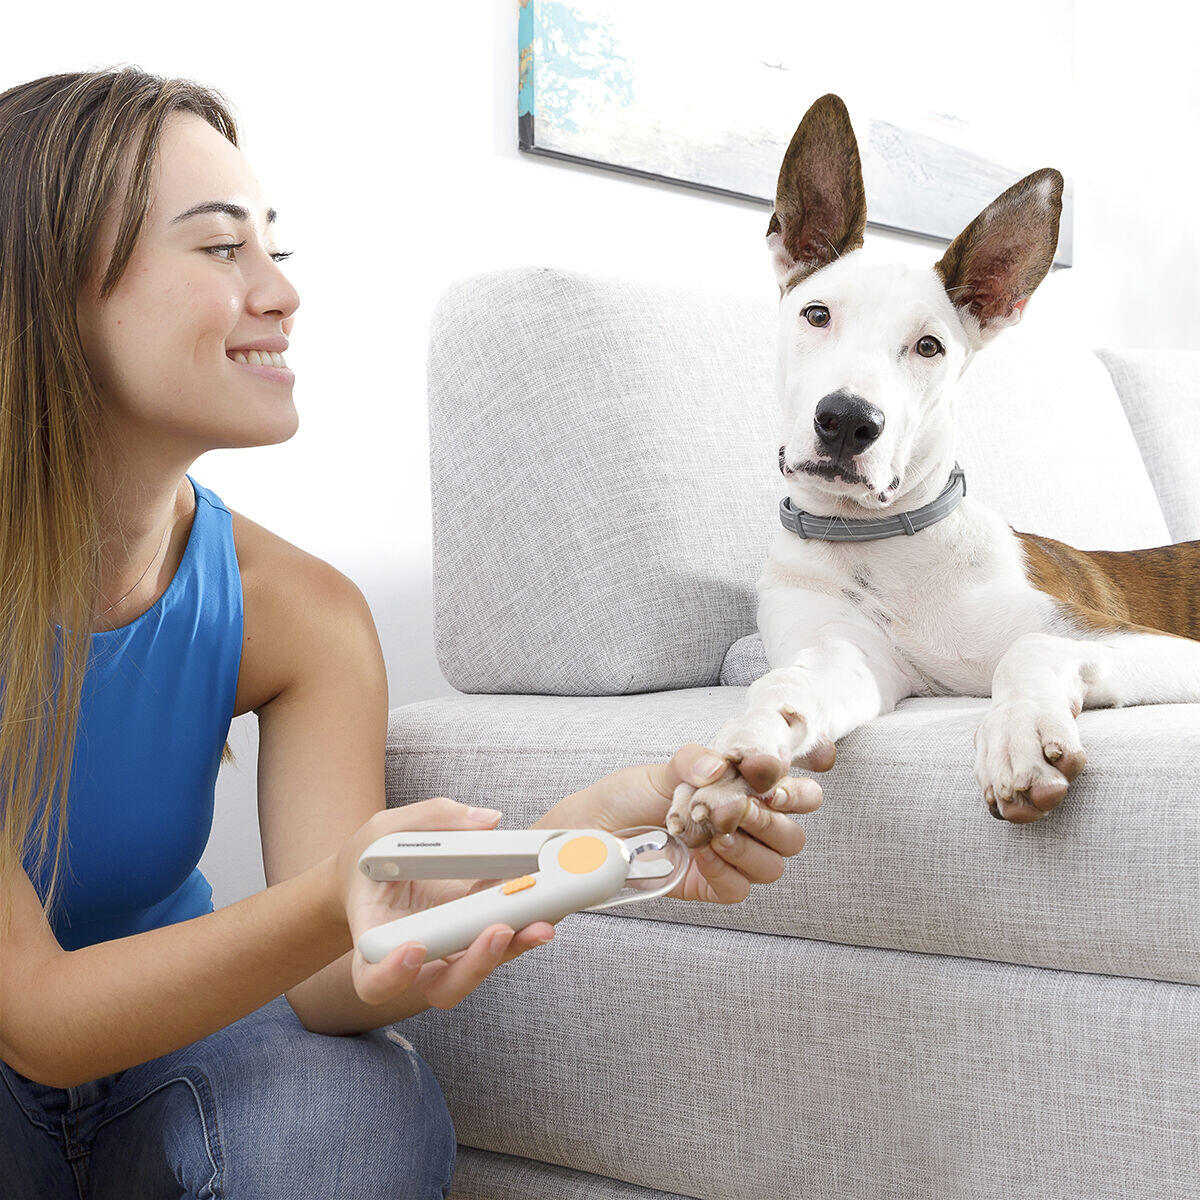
top-left (0, 66), bottom-right (239, 940)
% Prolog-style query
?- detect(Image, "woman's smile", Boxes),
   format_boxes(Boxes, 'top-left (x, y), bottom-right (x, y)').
top-left (225, 345), bottom-right (293, 383)
top-left (226, 350), bottom-right (297, 384)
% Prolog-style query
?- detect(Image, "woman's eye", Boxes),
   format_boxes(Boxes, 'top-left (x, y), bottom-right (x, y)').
top-left (205, 241), bottom-right (294, 263)
top-left (915, 335), bottom-right (944, 357)
top-left (803, 304), bottom-right (830, 328)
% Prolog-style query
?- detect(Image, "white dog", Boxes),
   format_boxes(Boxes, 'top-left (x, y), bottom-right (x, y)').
top-left (667, 93), bottom-right (1200, 839)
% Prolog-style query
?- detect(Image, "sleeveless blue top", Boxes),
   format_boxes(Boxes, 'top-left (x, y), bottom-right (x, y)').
top-left (24, 474), bottom-right (244, 951)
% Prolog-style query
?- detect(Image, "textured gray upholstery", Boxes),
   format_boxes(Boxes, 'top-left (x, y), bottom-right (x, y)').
top-left (1095, 347), bottom-right (1200, 542)
top-left (387, 691), bottom-right (1200, 986)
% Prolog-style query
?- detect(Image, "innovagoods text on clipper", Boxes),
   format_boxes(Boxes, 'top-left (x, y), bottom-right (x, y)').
top-left (355, 825), bottom-right (689, 964)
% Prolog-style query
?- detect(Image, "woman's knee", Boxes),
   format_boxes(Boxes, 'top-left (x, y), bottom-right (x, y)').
top-left (350, 1023), bottom-right (458, 1195)
top-left (196, 998), bottom-right (457, 1196)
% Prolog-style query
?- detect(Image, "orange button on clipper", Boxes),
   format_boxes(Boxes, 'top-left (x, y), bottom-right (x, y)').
top-left (501, 874), bottom-right (536, 894)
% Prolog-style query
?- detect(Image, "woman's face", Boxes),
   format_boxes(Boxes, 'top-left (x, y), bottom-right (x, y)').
top-left (77, 112), bottom-right (300, 458)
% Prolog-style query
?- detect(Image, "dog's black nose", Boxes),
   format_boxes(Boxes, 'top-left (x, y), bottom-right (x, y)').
top-left (813, 390), bottom-right (885, 459)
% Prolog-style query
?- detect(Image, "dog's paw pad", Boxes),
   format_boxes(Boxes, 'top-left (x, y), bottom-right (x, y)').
top-left (974, 700), bottom-right (1085, 823)
top-left (733, 752), bottom-right (788, 795)
top-left (795, 738), bottom-right (836, 773)
top-left (666, 765), bottom-right (759, 847)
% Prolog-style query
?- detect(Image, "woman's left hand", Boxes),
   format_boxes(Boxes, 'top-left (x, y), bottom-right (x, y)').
top-left (557, 743), bottom-right (822, 903)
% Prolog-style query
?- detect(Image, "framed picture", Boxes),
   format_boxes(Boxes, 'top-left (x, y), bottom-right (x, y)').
top-left (518, 0), bottom-right (1074, 266)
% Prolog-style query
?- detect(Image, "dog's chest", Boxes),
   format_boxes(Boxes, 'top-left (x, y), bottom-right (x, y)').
top-left (760, 504), bottom-right (1042, 696)
top-left (836, 560), bottom-right (989, 693)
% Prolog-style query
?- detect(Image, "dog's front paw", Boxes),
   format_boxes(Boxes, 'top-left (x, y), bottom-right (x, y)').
top-left (973, 698), bottom-right (1086, 822)
top-left (666, 757), bottom-right (784, 847)
top-left (666, 709), bottom-right (834, 846)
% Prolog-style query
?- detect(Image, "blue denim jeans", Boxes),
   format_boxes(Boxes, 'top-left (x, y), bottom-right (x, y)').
top-left (0, 993), bottom-right (457, 1198)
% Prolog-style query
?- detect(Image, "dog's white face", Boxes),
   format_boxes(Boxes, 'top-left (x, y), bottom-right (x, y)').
top-left (767, 94), bottom-right (1062, 519)
top-left (776, 254), bottom-right (974, 514)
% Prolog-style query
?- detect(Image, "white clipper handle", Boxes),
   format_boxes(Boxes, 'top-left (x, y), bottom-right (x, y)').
top-left (357, 829), bottom-right (629, 964)
top-left (358, 828), bottom-right (574, 882)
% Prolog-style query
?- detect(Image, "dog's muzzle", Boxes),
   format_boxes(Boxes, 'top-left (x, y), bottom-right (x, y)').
top-left (812, 389), bottom-right (885, 462)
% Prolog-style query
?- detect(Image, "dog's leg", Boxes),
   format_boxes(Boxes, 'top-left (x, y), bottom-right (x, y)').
top-left (975, 629), bottom-right (1200, 822)
top-left (667, 616), bottom-right (911, 846)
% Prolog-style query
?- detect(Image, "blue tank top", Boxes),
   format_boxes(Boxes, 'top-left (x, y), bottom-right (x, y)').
top-left (24, 474), bottom-right (244, 951)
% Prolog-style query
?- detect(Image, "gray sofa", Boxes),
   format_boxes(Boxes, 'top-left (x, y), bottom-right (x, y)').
top-left (390, 267), bottom-right (1200, 1199)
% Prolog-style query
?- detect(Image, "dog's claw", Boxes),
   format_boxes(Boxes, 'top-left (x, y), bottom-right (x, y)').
top-left (668, 766), bottom-right (759, 847)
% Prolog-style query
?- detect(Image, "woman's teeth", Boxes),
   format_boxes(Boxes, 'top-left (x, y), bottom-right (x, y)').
top-left (229, 350), bottom-right (287, 367)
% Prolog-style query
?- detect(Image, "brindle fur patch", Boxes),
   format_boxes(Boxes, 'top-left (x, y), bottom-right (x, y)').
top-left (1015, 529), bottom-right (1200, 642)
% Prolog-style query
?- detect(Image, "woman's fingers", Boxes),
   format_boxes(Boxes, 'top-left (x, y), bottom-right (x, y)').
top-left (691, 778), bottom-right (821, 894)
top-left (418, 921), bottom-right (555, 1009)
top-left (351, 941), bottom-right (431, 1006)
top-left (710, 815), bottom-right (797, 885)
top-left (763, 772), bottom-right (823, 816)
top-left (697, 798), bottom-right (791, 886)
top-left (691, 839), bottom-right (752, 902)
top-left (494, 921), bottom-right (555, 964)
top-left (734, 779), bottom-right (820, 858)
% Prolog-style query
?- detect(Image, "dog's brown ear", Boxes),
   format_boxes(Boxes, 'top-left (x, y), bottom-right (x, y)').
top-left (935, 168), bottom-right (1063, 347)
top-left (768, 93), bottom-right (867, 294)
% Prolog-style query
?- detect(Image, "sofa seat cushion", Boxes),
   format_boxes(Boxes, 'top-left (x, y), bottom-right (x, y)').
top-left (387, 688), bottom-right (1199, 985)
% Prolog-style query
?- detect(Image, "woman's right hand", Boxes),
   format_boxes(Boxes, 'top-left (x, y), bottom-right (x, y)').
top-left (332, 797), bottom-right (556, 1009)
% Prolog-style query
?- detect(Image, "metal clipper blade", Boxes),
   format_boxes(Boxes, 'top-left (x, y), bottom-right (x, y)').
top-left (622, 829), bottom-right (673, 878)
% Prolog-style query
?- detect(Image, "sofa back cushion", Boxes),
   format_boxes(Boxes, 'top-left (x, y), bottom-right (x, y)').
top-left (428, 268), bottom-right (1169, 694)
top-left (428, 267), bottom-right (780, 695)
top-left (1095, 348), bottom-right (1200, 542)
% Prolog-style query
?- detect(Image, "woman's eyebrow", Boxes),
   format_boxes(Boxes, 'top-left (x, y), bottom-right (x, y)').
top-left (171, 201), bottom-right (277, 225)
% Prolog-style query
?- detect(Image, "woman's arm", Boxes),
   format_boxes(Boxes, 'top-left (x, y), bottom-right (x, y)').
top-left (214, 550), bottom-right (591, 1040)
top-left (236, 553), bottom-right (820, 1038)
top-left (291, 744), bottom-right (821, 1038)
top-left (6, 555), bottom-right (386, 1080)
top-left (15, 854), bottom-right (346, 1088)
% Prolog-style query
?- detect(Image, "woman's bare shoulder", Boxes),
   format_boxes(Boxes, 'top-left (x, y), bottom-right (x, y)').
top-left (225, 506), bottom-right (367, 719)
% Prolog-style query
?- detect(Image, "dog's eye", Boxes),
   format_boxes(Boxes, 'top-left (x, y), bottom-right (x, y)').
top-left (803, 304), bottom-right (831, 328)
top-left (915, 335), bottom-right (943, 357)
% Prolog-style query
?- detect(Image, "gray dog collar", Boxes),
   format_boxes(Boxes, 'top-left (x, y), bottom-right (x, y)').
top-left (780, 462), bottom-right (966, 541)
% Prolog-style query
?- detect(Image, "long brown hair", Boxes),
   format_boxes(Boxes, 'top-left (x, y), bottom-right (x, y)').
top-left (0, 66), bottom-right (240, 939)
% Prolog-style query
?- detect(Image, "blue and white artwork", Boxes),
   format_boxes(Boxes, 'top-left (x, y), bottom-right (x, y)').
top-left (519, 0), bottom-right (1074, 266)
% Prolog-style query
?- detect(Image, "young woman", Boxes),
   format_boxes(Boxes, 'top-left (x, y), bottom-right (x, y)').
top-left (0, 67), bottom-right (822, 1196)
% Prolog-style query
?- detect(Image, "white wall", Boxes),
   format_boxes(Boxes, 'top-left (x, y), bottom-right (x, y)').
top-left (4, 0), bottom-right (1196, 907)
